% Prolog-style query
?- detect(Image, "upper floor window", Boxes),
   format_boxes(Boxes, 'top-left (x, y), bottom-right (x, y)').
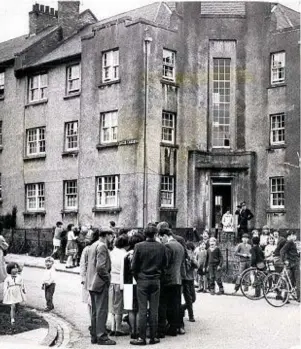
top-left (163, 49), bottom-right (175, 81)
top-left (212, 58), bottom-right (231, 148)
top-left (64, 180), bottom-right (77, 210)
top-left (270, 177), bottom-right (284, 209)
top-left (160, 175), bottom-right (174, 207)
top-left (270, 113), bottom-right (285, 145)
top-left (96, 175), bottom-right (120, 208)
top-left (67, 64), bottom-right (80, 95)
top-left (271, 52), bottom-right (285, 85)
top-left (100, 111), bottom-right (118, 144)
top-left (29, 73), bottom-right (48, 102)
top-left (65, 121), bottom-right (78, 151)
top-left (102, 49), bottom-right (119, 82)
top-left (26, 127), bottom-right (46, 156)
top-left (162, 111), bottom-right (175, 144)
top-left (26, 183), bottom-right (45, 211)
top-left (0, 72), bottom-right (4, 98)
top-left (0, 120), bottom-right (2, 146)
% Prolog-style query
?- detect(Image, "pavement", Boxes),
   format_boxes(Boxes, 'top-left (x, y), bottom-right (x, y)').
top-left (1, 254), bottom-right (300, 349)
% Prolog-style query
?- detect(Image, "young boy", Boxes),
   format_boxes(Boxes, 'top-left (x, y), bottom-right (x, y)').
top-left (206, 237), bottom-right (224, 295)
top-left (196, 241), bottom-right (208, 293)
top-left (280, 231), bottom-right (300, 302)
top-left (42, 257), bottom-right (57, 311)
top-left (233, 233), bottom-right (251, 293)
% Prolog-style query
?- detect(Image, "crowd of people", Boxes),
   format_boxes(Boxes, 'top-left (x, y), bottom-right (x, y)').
top-left (0, 216), bottom-right (299, 345)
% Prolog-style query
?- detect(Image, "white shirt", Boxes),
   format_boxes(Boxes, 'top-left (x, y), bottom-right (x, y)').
top-left (42, 266), bottom-right (57, 285)
top-left (110, 247), bottom-right (127, 286)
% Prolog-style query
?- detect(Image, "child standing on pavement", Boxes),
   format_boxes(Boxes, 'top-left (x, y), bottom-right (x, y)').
top-left (42, 257), bottom-right (57, 311)
top-left (206, 237), bottom-right (224, 295)
top-left (3, 262), bottom-right (26, 324)
top-left (196, 241), bottom-right (208, 293)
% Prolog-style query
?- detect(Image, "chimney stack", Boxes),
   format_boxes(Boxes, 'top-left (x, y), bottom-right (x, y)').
top-left (29, 3), bottom-right (58, 35)
top-left (58, 1), bottom-right (80, 38)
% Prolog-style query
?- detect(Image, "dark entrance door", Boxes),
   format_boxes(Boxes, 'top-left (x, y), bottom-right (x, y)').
top-left (211, 182), bottom-right (232, 229)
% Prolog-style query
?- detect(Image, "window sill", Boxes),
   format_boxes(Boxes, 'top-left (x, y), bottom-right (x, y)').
top-left (266, 144), bottom-right (286, 152)
top-left (23, 211), bottom-right (46, 217)
top-left (92, 207), bottom-right (122, 213)
top-left (267, 83), bottom-right (286, 89)
top-left (98, 79), bottom-right (121, 88)
top-left (96, 143), bottom-right (118, 150)
top-left (159, 207), bottom-right (178, 212)
top-left (62, 150), bottom-right (79, 157)
top-left (24, 154), bottom-right (46, 161)
top-left (160, 142), bottom-right (179, 149)
top-left (25, 99), bottom-right (48, 108)
top-left (266, 208), bottom-right (286, 214)
top-left (160, 79), bottom-right (179, 88)
top-left (61, 209), bottom-right (78, 215)
top-left (63, 92), bottom-right (81, 100)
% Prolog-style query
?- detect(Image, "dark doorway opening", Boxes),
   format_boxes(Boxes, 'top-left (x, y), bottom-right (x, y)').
top-left (211, 183), bottom-right (232, 229)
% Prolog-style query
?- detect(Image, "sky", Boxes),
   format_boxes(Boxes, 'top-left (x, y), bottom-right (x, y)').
top-left (0, 0), bottom-right (299, 43)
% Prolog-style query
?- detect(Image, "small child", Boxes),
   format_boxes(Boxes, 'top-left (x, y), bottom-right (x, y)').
top-left (42, 257), bottom-right (57, 311)
top-left (206, 237), bottom-right (224, 295)
top-left (196, 242), bottom-right (208, 293)
top-left (3, 262), bottom-right (26, 324)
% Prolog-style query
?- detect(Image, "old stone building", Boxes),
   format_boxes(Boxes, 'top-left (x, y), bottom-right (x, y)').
top-left (0, 1), bottom-right (299, 232)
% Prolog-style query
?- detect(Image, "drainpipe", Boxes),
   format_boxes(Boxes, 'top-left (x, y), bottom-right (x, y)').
top-left (143, 33), bottom-right (152, 228)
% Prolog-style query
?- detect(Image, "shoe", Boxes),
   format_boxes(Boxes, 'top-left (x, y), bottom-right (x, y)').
top-left (43, 307), bottom-right (52, 312)
top-left (157, 333), bottom-right (165, 339)
top-left (196, 289), bottom-right (202, 293)
top-left (97, 338), bottom-right (116, 345)
top-left (91, 337), bottom-right (97, 344)
top-left (130, 338), bottom-right (147, 345)
top-left (149, 338), bottom-right (160, 345)
top-left (216, 289), bottom-right (224, 295)
top-left (115, 331), bottom-right (129, 336)
top-left (177, 328), bottom-right (185, 335)
top-left (188, 318), bottom-right (195, 322)
top-left (66, 266), bottom-right (72, 269)
top-left (166, 329), bottom-right (177, 336)
top-left (210, 290), bottom-right (215, 295)
top-left (202, 290), bottom-right (207, 293)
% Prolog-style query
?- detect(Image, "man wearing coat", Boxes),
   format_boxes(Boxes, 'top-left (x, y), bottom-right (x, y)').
top-left (86, 227), bottom-right (116, 345)
top-left (235, 201), bottom-right (254, 242)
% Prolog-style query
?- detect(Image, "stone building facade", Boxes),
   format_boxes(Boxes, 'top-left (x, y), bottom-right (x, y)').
top-left (0, 1), bottom-right (299, 232)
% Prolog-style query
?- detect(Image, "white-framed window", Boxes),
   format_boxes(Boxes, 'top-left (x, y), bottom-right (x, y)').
top-left (271, 52), bottom-right (285, 85)
top-left (0, 173), bottom-right (2, 200)
top-left (102, 49), bottom-right (119, 82)
top-left (160, 175), bottom-right (174, 207)
top-left (270, 114), bottom-right (285, 145)
top-left (212, 58), bottom-right (231, 148)
top-left (0, 72), bottom-right (4, 97)
top-left (163, 49), bottom-right (176, 81)
top-left (96, 175), bottom-right (120, 208)
top-left (100, 111), bottom-right (118, 143)
top-left (64, 180), bottom-right (77, 210)
top-left (270, 177), bottom-right (285, 208)
top-left (26, 127), bottom-right (46, 156)
top-left (29, 73), bottom-right (48, 102)
top-left (26, 183), bottom-right (45, 211)
top-left (67, 64), bottom-right (80, 94)
top-left (0, 120), bottom-right (2, 146)
top-left (65, 121), bottom-right (78, 150)
top-left (162, 111), bottom-right (175, 144)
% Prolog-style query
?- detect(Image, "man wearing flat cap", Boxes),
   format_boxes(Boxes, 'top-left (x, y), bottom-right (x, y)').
top-left (86, 227), bottom-right (116, 345)
top-left (235, 202), bottom-right (254, 243)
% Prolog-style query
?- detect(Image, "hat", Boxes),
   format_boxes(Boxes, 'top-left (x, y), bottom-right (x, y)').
top-left (156, 221), bottom-right (170, 233)
top-left (242, 233), bottom-right (249, 238)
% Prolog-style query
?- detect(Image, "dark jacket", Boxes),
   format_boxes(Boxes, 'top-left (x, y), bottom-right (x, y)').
top-left (280, 240), bottom-right (300, 266)
top-left (206, 247), bottom-right (223, 268)
top-left (163, 239), bottom-right (185, 285)
top-left (131, 238), bottom-right (167, 281)
top-left (235, 208), bottom-right (254, 228)
top-left (250, 245), bottom-right (265, 267)
top-left (273, 236), bottom-right (286, 257)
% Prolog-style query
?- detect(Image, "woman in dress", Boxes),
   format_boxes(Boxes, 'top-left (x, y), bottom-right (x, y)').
top-left (3, 262), bottom-right (26, 324)
top-left (65, 224), bottom-right (78, 268)
top-left (80, 229), bottom-right (99, 322)
top-left (122, 232), bottom-right (145, 339)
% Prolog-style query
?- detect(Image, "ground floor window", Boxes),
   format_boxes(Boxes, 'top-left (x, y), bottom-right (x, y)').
top-left (96, 175), bottom-right (119, 207)
top-left (64, 180), bottom-right (77, 210)
top-left (270, 177), bottom-right (284, 208)
top-left (26, 183), bottom-right (45, 211)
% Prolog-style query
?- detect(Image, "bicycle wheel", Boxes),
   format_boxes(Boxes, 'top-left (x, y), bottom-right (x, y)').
top-left (240, 269), bottom-right (266, 300)
top-left (263, 273), bottom-right (289, 307)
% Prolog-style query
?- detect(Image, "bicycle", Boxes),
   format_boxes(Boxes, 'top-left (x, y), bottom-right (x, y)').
top-left (263, 265), bottom-right (299, 307)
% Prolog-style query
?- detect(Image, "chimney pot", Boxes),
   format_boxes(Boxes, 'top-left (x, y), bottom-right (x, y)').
top-left (40, 4), bottom-right (44, 12)
top-left (50, 8), bottom-right (54, 15)
top-left (45, 6), bottom-right (49, 13)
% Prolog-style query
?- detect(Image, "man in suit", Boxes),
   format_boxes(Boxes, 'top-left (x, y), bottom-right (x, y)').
top-left (157, 227), bottom-right (185, 337)
top-left (86, 227), bottom-right (116, 345)
top-left (235, 201), bottom-right (254, 242)
top-left (130, 226), bottom-right (167, 345)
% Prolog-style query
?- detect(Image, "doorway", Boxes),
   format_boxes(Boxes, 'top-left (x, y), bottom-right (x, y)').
top-left (211, 179), bottom-right (232, 229)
